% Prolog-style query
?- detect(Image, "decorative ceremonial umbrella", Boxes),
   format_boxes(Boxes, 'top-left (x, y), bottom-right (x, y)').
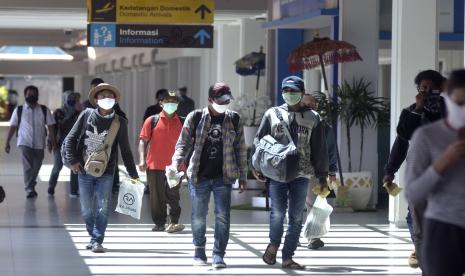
top-left (235, 46), bottom-right (266, 125)
top-left (287, 36), bottom-right (362, 189)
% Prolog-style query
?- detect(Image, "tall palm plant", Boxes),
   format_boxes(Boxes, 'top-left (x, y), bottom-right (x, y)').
top-left (315, 78), bottom-right (389, 172)
top-left (338, 78), bottom-right (389, 172)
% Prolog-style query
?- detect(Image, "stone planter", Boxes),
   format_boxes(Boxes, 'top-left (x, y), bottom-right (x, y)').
top-left (335, 171), bottom-right (374, 210)
top-left (243, 126), bottom-right (259, 148)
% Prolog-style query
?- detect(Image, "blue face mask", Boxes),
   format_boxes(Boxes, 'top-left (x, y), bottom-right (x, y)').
top-left (163, 103), bottom-right (178, 114)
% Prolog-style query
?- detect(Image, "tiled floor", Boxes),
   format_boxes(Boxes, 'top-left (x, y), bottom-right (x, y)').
top-left (0, 134), bottom-right (421, 276)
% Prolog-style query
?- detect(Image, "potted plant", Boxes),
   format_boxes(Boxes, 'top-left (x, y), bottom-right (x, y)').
top-left (315, 78), bottom-right (389, 210)
top-left (231, 95), bottom-right (271, 147)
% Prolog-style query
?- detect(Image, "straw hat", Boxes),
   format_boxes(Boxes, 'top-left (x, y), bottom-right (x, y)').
top-left (88, 83), bottom-right (121, 106)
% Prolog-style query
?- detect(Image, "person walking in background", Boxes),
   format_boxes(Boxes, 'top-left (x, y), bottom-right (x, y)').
top-left (169, 82), bottom-right (247, 268)
top-left (177, 86), bottom-right (195, 117)
top-left (300, 93), bottom-right (337, 250)
top-left (48, 91), bottom-right (81, 197)
top-left (63, 83), bottom-right (139, 253)
top-left (139, 91), bottom-right (185, 233)
top-left (252, 76), bottom-right (328, 270)
top-left (4, 85), bottom-right (57, 198)
top-left (406, 69), bottom-right (465, 276)
top-left (143, 89), bottom-right (168, 121)
top-left (383, 70), bottom-right (446, 269)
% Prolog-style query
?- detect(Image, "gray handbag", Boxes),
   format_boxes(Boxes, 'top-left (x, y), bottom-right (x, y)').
top-left (252, 107), bottom-right (299, 183)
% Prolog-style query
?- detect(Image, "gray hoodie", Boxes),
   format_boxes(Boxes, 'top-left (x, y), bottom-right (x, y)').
top-left (253, 104), bottom-right (328, 183)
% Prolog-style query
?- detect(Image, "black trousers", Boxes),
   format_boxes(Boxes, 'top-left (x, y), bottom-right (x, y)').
top-left (146, 170), bottom-right (181, 226)
top-left (423, 218), bottom-right (465, 276)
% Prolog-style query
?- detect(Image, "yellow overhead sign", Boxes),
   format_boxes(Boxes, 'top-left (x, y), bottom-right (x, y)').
top-left (88, 0), bottom-right (214, 24)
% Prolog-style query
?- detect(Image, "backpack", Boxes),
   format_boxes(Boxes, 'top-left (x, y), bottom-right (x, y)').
top-left (16, 105), bottom-right (47, 136)
top-left (150, 114), bottom-right (186, 130)
top-left (252, 107), bottom-right (300, 183)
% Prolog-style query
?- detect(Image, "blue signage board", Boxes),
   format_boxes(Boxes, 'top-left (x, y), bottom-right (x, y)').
top-left (88, 23), bottom-right (213, 48)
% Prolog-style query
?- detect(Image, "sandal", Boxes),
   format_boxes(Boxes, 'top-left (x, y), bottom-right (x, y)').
top-left (262, 244), bottom-right (277, 265)
top-left (282, 259), bottom-right (305, 270)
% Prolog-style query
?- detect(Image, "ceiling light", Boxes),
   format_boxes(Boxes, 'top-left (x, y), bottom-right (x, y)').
top-left (0, 46), bottom-right (73, 61)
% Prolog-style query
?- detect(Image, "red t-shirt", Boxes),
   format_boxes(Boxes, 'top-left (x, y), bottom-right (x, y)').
top-left (139, 112), bottom-right (183, 170)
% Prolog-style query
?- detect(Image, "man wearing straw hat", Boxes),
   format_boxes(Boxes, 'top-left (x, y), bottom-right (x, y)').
top-left (63, 83), bottom-right (139, 253)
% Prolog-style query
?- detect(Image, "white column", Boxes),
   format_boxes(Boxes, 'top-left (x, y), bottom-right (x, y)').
top-left (339, 0), bottom-right (380, 208)
top-left (216, 24), bottom-right (241, 99)
top-left (390, 0), bottom-right (438, 226)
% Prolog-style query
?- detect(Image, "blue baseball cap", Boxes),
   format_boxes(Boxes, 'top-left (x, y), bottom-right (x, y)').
top-left (282, 76), bottom-right (305, 92)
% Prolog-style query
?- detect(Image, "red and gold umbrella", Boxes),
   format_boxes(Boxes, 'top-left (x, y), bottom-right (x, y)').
top-left (287, 36), bottom-right (362, 91)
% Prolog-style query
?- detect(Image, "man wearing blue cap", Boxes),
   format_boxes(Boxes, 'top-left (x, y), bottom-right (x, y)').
top-left (252, 76), bottom-right (329, 270)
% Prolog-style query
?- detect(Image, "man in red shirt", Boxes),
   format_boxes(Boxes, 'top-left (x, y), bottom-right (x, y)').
top-left (138, 91), bottom-right (185, 233)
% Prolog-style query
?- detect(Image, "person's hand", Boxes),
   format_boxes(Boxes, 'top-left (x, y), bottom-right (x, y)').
top-left (70, 163), bottom-right (82, 174)
top-left (434, 141), bottom-right (465, 174)
top-left (138, 162), bottom-right (147, 172)
top-left (252, 169), bottom-right (266, 182)
top-left (239, 180), bottom-right (247, 193)
top-left (4, 144), bottom-right (10, 154)
top-left (414, 92), bottom-right (426, 113)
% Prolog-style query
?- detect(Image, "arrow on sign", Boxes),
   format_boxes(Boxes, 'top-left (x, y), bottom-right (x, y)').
top-left (194, 29), bottom-right (211, 45)
top-left (195, 4), bottom-right (211, 20)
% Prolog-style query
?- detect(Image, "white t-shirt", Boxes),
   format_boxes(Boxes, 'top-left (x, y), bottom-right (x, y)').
top-left (9, 103), bottom-right (55, 149)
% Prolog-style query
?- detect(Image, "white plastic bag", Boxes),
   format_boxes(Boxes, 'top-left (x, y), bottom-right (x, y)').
top-left (115, 178), bottom-right (145, 220)
top-left (303, 196), bottom-right (333, 240)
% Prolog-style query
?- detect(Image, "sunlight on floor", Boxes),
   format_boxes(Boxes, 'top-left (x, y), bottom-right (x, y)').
top-left (65, 224), bottom-right (421, 275)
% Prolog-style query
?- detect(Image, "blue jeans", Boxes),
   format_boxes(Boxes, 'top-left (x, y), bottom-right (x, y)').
top-left (49, 149), bottom-right (78, 194)
top-left (269, 177), bottom-right (309, 261)
top-left (189, 178), bottom-right (232, 257)
top-left (78, 173), bottom-right (114, 244)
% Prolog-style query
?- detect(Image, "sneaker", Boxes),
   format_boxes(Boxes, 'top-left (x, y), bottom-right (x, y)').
top-left (48, 187), bottom-right (55, 196)
top-left (408, 250), bottom-right (419, 268)
top-left (26, 191), bottom-right (37, 199)
top-left (308, 238), bottom-right (325, 250)
top-left (212, 255), bottom-right (226, 269)
top-left (91, 243), bottom-right (105, 253)
top-left (86, 242), bottom-right (93, 250)
top-left (166, 223), bottom-right (185, 233)
top-left (193, 247), bottom-right (207, 266)
top-left (69, 193), bottom-right (79, 198)
top-left (152, 225), bottom-right (165, 232)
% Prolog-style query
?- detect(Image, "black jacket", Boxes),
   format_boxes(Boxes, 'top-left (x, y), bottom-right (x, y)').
top-left (384, 100), bottom-right (446, 177)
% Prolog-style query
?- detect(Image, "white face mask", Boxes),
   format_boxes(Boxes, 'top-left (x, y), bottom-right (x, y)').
top-left (97, 98), bottom-right (116, 110)
top-left (212, 102), bottom-right (229, 114)
top-left (444, 94), bottom-right (465, 129)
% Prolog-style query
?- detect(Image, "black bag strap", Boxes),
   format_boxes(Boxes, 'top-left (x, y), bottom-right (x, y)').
top-left (150, 114), bottom-right (160, 130)
top-left (273, 107), bottom-right (295, 146)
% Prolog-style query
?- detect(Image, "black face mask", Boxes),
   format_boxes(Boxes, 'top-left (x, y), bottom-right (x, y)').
top-left (424, 90), bottom-right (442, 114)
top-left (25, 95), bottom-right (38, 104)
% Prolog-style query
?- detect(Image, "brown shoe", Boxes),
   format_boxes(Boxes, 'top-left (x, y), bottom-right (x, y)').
top-left (408, 250), bottom-right (419, 268)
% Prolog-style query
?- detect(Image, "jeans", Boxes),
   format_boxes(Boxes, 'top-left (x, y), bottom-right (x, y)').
top-left (269, 177), bottom-right (309, 261)
top-left (78, 173), bottom-right (114, 244)
top-left (49, 149), bottom-right (78, 194)
top-left (189, 178), bottom-right (232, 257)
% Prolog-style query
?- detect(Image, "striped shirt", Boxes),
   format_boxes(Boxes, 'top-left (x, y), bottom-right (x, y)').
top-left (171, 108), bottom-right (247, 185)
top-left (406, 120), bottom-right (465, 229)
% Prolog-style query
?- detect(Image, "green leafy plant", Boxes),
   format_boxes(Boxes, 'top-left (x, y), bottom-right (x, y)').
top-left (315, 78), bottom-right (389, 172)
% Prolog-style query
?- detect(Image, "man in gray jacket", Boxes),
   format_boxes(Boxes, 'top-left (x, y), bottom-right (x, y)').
top-left (252, 76), bottom-right (328, 270)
